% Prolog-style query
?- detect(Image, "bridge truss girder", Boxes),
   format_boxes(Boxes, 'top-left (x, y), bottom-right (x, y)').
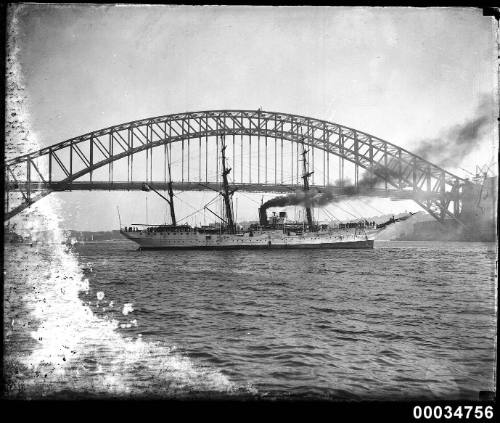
top-left (4, 110), bottom-right (469, 224)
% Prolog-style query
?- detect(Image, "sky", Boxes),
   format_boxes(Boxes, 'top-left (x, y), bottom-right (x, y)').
top-left (6, 5), bottom-right (498, 231)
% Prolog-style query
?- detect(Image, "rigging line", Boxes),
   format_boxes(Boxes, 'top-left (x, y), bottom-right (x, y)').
top-left (204, 193), bottom-right (221, 208)
top-left (321, 207), bottom-right (332, 221)
top-left (343, 200), bottom-right (364, 220)
top-left (235, 191), bottom-right (261, 205)
top-left (328, 209), bottom-right (342, 223)
top-left (164, 148), bottom-right (205, 167)
top-left (329, 201), bottom-right (359, 220)
top-left (230, 171), bottom-right (297, 187)
top-left (330, 209), bottom-right (343, 223)
top-left (176, 191), bottom-right (222, 214)
top-left (317, 208), bottom-right (327, 223)
top-left (357, 197), bottom-right (384, 215)
top-left (322, 207), bottom-right (341, 223)
top-left (176, 193), bottom-right (220, 223)
top-left (177, 207), bottom-right (207, 224)
top-left (319, 208), bottom-right (331, 223)
top-left (173, 192), bottom-right (204, 212)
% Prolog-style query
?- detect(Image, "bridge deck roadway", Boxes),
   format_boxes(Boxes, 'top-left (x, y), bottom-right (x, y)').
top-left (7, 181), bottom-right (441, 201)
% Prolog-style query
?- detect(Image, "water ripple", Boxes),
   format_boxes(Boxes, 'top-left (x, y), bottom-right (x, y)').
top-left (4, 239), bottom-right (496, 400)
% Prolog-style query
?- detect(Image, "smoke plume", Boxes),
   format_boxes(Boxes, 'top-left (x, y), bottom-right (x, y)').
top-left (412, 94), bottom-right (493, 168)
top-left (261, 165), bottom-right (402, 212)
top-left (262, 95), bottom-right (494, 213)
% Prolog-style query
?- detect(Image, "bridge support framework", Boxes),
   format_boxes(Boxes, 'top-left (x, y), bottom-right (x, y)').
top-left (4, 109), bottom-right (472, 226)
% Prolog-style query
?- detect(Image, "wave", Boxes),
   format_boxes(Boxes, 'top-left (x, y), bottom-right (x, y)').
top-left (5, 203), bottom-right (249, 397)
top-left (4, 22), bottom-right (248, 394)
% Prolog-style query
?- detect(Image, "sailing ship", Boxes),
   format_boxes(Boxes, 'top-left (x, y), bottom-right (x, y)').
top-left (120, 135), bottom-right (399, 250)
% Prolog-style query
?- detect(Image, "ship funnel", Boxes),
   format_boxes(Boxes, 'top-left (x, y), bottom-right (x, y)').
top-left (259, 206), bottom-right (268, 226)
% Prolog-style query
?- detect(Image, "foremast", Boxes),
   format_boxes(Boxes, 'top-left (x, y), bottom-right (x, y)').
top-left (219, 135), bottom-right (236, 234)
top-left (166, 146), bottom-right (176, 226)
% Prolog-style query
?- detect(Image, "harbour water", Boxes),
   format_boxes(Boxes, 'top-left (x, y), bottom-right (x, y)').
top-left (4, 238), bottom-right (497, 399)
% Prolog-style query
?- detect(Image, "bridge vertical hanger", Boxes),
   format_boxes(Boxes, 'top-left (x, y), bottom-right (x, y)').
top-left (26, 159), bottom-right (31, 203)
top-left (440, 171), bottom-right (446, 221)
top-left (338, 128), bottom-right (344, 187)
top-left (181, 121), bottom-right (184, 182)
top-left (205, 122), bottom-right (209, 183)
top-left (384, 144), bottom-right (388, 190)
top-left (354, 136), bottom-right (359, 188)
top-left (199, 135), bottom-right (202, 183)
top-left (145, 127), bottom-right (149, 183)
top-left (127, 128), bottom-right (134, 181)
top-left (149, 125), bottom-right (153, 184)
top-left (164, 138), bottom-right (167, 188)
top-left (323, 146), bottom-right (326, 187)
top-left (111, 133), bottom-right (115, 185)
top-left (258, 109), bottom-right (260, 184)
top-left (249, 116), bottom-right (252, 183)
top-left (281, 137), bottom-right (283, 184)
top-left (232, 118), bottom-right (235, 183)
top-left (290, 117), bottom-right (294, 186)
top-left (311, 126), bottom-right (314, 185)
top-left (265, 117), bottom-right (268, 184)
top-left (296, 140), bottom-right (299, 185)
top-left (280, 117), bottom-right (284, 184)
top-left (49, 149), bottom-right (53, 184)
top-left (398, 150), bottom-right (403, 189)
top-left (216, 121), bottom-right (219, 183)
top-left (240, 114), bottom-right (244, 183)
top-left (322, 123), bottom-right (327, 187)
top-left (412, 157), bottom-right (417, 190)
top-left (123, 131), bottom-right (128, 184)
top-left (163, 127), bottom-right (167, 223)
top-left (274, 117), bottom-right (278, 185)
top-left (453, 179), bottom-right (460, 217)
top-left (340, 148), bottom-right (344, 187)
top-left (70, 142), bottom-right (73, 180)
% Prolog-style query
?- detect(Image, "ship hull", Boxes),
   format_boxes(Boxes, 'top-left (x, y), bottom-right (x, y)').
top-left (121, 229), bottom-right (374, 250)
top-left (135, 240), bottom-right (373, 250)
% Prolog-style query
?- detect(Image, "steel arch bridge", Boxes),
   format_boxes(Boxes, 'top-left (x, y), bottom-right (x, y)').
top-left (4, 109), bottom-right (471, 224)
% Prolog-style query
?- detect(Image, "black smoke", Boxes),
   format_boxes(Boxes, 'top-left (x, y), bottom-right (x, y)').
top-left (261, 165), bottom-right (403, 212)
top-left (413, 94), bottom-right (493, 168)
top-left (262, 95), bottom-right (494, 213)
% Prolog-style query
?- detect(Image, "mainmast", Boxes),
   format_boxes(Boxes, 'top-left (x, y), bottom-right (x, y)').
top-left (141, 144), bottom-right (176, 226)
top-left (219, 135), bottom-right (236, 233)
top-left (141, 182), bottom-right (176, 226)
top-left (300, 140), bottom-right (314, 229)
top-left (166, 181), bottom-right (176, 225)
top-left (166, 145), bottom-right (176, 226)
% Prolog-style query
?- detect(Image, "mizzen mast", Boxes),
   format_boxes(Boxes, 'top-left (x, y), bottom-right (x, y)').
top-left (300, 140), bottom-right (314, 229)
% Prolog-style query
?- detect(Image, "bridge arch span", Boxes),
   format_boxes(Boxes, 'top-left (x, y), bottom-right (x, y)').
top-left (5, 110), bottom-right (466, 223)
